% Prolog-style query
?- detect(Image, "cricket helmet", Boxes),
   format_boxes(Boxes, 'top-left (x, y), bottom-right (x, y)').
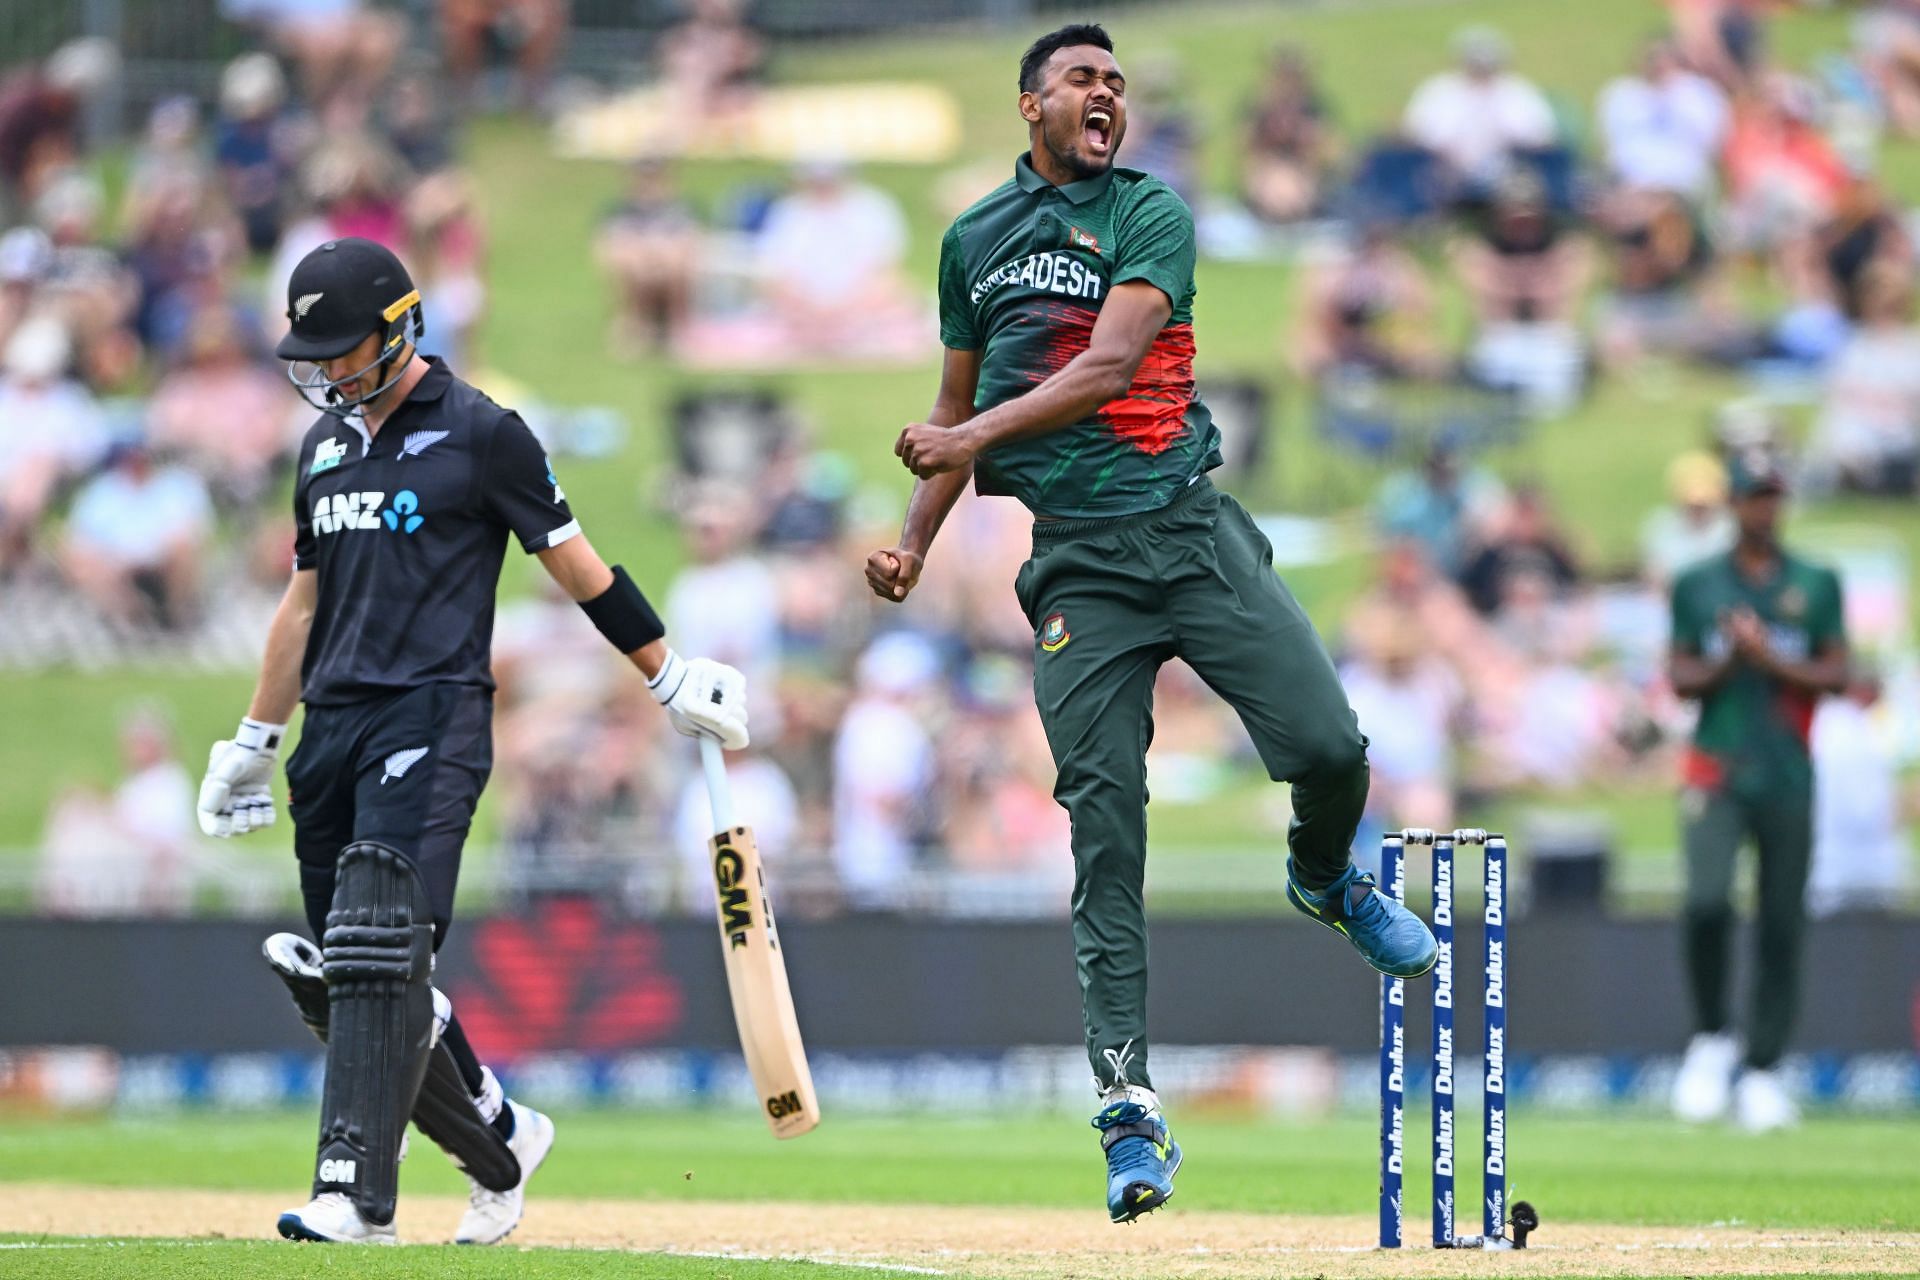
top-left (276, 237), bottom-right (425, 414)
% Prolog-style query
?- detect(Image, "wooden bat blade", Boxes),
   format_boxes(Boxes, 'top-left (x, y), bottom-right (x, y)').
top-left (710, 823), bottom-right (820, 1138)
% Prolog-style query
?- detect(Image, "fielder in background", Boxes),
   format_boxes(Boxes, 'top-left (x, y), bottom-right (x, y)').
top-left (1667, 449), bottom-right (1849, 1133)
top-left (196, 238), bottom-right (749, 1245)
top-left (864, 23), bottom-right (1436, 1223)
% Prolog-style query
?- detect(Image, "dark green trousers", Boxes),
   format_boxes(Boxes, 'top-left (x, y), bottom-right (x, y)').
top-left (1014, 479), bottom-right (1370, 1092)
top-left (1681, 778), bottom-right (1813, 1069)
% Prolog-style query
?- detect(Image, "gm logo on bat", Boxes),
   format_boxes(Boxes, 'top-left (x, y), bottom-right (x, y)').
top-left (766, 1090), bottom-right (806, 1119)
top-left (714, 840), bottom-right (753, 947)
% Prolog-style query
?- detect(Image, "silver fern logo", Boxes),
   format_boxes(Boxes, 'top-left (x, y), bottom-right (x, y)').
top-left (381, 747), bottom-right (429, 785)
top-left (293, 292), bottom-right (325, 320)
top-left (400, 429), bottom-right (449, 459)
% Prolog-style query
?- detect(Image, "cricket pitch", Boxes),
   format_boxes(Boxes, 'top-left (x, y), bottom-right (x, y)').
top-left (4, 1184), bottom-right (1918, 1277)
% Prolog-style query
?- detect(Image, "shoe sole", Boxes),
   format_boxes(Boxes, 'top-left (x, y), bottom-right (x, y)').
top-left (457, 1114), bottom-right (557, 1246)
top-left (1109, 1143), bottom-right (1183, 1224)
top-left (1287, 881), bottom-right (1438, 979)
top-left (276, 1212), bottom-right (395, 1245)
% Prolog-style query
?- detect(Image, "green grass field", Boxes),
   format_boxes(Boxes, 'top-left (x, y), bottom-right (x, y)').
top-left (0, 1108), bottom-right (1915, 1277)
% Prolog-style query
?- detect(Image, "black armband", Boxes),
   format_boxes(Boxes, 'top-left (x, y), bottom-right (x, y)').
top-left (579, 565), bottom-right (666, 654)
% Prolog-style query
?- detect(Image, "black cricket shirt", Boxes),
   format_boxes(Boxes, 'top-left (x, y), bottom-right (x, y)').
top-left (291, 357), bottom-right (579, 706)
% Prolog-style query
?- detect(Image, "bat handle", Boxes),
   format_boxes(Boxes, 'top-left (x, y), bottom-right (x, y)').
top-left (699, 734), bottom-right (735, 834)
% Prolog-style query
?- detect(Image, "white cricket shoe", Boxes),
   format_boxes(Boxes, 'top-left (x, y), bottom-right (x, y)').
top-left (1734, 1068), bottom-right (1800, 1133)
top-left (1671, 1031), bottom-right (1738, 1122)
top-left (455, 1101), bottom-right (556, 1245)
top-left (276, 1192), bottom-right (397, 1244)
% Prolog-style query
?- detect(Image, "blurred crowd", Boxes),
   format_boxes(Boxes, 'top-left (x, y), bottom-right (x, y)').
top-left (16, 0), bottom-right (1920, 917)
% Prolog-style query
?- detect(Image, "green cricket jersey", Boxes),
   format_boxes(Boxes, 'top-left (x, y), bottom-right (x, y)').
top-left (1670, 549), bottom-right (1845, 792)
top-left (938, 154), bottom-right (1222, 518)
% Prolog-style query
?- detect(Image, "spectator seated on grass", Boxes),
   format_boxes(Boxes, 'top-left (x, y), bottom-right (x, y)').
top-left (665, 482), bottom-right (784, 737)
top-left (1242, 45), bottom-right (1335, 225)
top-left (146, 306), bottom-right (292, 509)
top-left (1780, 167), bottom-right (1914, 323)
top-left (1340, 610), bottom-right (1464, 834)
top-left (1292, 221), bottom-right (1444, 384)
top-left (215, 53), bottom-right (303, 256)
top-left (1373, 442), bottom-right (1505, 579)
top-left (439, 0), bottom-right (569, 113)
top-left (1402, 26), bottom-right (1556, 206)
top-left (751, 157), bottom-right (923, 362)
top-left (1593, 186), bottom-right (1729, 369)
top-left (0, 315), bottom-right (105, 574)
top-left (0, 38), bottom-right (116, 220)
top-left (382, 70), bottom-right (457, 178)
top-left (1452, 170), bottom-right (1592, 415)
top-left (1722, 71), bottom-right (1848, 256)
top-left (132, 94), bottom-right (214, 204)
top-left (939, 654), bottom-right (1070, 881)
top-left (1457, 482), bottom-right (1584, 619)
top-left (60, 439), bottom-right (213, 631)
top-left (32, 171), bottom-right (141, 388)
top-left (1123, 53), bottom-right (1201, 207)
top-left (405, 168), bottom-right (487, 368)
top-left (678, 157), bottom-right (927, 366)
top-left (1597, 37), bottom-right (1730, 200)
top-left (833, 631), bottom-right (940, 909)
top-left (1856, 0), bottom-right (1920, 139)
top-left (1669, 0), bottom-right (1767, 91)
top-left (1346, 537), bottom-right (1509, 702)
top-left (1641, 450), bottom-right (1735, 589)
top-left (498, 685), bottom-right (660, 899)
top-left (594, 156), bottom-right (703, 358)
top-left (0, 226), bottom-right (44, 351)
top-left (658, 0), bottom-right (765, 124)
top-left (37, 706), bottom-right (199, 918)
top-left (1807, 261), bottom-right (1920, 496)
top-left (124, 165), bottom-right (239, 359)
top-left (222, 0), bottom-right (403, 127)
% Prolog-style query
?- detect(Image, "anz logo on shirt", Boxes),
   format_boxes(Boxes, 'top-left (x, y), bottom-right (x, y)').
top-left (312, 489), bottom-right (426, 537)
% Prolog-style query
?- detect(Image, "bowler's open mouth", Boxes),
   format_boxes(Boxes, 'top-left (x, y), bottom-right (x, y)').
top-left (1084, 106), bottom-right (1113, 155)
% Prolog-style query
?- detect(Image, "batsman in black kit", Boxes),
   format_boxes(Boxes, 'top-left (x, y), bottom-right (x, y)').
top-left (196, 239), bottom-right (750, 1245)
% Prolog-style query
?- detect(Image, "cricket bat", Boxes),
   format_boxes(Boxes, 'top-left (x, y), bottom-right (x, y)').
top-left (699, 735), bottom-right (820, 1139)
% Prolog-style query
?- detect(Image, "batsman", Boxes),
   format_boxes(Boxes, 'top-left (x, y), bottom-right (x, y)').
top-left (197, 237), bottom-right (749, 1244)
top-left (865, 23), bottom-right (1435, 1222)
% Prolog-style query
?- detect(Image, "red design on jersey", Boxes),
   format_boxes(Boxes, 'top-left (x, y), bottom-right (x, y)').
top-left (1777, 689), bottom-right (1817, 745)
top-left (1099, 323), bottom-right (1196, 456)
top-left (1679, 747), bottom-right (1726, 790)
top-left (1019, 305), bottom-right (1195, 456)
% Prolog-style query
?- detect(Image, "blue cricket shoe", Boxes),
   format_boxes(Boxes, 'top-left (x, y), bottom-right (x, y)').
top-left (1285, 857), bottom-right (1438, 979)
top-left (1093, 1100), bottom-right (1182, 1223)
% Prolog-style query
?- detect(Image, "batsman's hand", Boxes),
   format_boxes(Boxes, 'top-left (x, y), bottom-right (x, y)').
top-left (197, 718), bottom-right (286, 837)
top-left (649, 651), bottom-right (750, 749)
top-left (865, 547), bottom-right (924, 603)
top-left (896, 422), bottom-right (977, 479)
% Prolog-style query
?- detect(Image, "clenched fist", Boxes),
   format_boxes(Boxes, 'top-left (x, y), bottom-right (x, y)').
top-left (895, 422), bottom-right (978, 479)
top-left (865, 547), bottom-right (924, 603)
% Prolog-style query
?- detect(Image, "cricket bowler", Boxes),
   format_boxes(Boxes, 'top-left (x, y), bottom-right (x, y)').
top-left (1667, 450), bottom-right (1848, 1132)
top-left (196, 237), bottom-right (749, 1244)
top-left (863, 24), bottom-right (1436, 1221)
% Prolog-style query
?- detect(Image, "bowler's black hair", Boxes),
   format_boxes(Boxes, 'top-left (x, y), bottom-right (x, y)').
top-left (1019, 23), bottom-right (1114, 94)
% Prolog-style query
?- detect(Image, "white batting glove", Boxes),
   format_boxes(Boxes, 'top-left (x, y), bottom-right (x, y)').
top-left (647, 650), bottom-right (749, 750)
top-left (197, 717), bottom-right (286, 837)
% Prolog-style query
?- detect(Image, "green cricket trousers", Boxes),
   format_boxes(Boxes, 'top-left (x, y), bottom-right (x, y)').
top-left (1682, 776), bottom-right (1814, 1070)
top-left (1013, 478), bottom-right (1370, 1092)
